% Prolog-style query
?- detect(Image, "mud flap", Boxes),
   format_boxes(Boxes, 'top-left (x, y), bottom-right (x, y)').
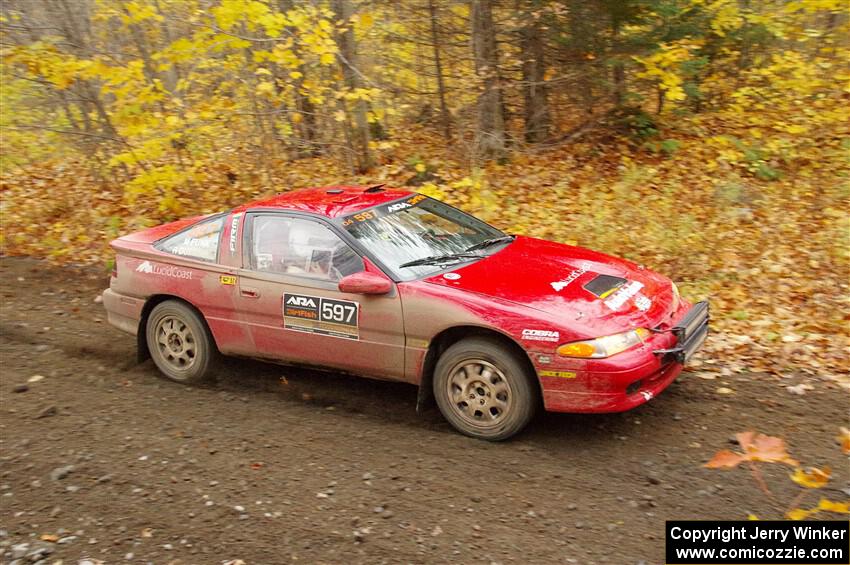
top-left (415, 381), bottom-right (434, 414)
top-left (137, 324), bottom-right (151, 364)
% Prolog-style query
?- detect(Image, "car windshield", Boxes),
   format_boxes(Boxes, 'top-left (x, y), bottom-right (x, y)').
top-left (341, 195), bottom-right (508, 281)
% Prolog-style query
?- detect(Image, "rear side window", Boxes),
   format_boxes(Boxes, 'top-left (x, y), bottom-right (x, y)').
top-left (157, 216), bottom-right (225, 262)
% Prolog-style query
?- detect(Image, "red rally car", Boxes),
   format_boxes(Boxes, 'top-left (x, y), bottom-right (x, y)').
top-left (103, 185), bottom-right (709, 440)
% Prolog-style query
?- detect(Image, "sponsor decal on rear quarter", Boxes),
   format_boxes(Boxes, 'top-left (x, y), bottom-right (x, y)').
top-left (135, 260), bottom-right (192, 280)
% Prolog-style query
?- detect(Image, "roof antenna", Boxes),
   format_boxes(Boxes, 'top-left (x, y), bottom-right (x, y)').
top-left (363, 184), bottom-right (386, 193)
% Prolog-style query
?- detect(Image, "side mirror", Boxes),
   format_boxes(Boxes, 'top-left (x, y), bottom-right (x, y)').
top-left (338, 271), bottom-right (392, 295)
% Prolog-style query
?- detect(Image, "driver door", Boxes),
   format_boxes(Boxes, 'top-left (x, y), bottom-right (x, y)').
top-left (236, 212), bottom-right (407, 381)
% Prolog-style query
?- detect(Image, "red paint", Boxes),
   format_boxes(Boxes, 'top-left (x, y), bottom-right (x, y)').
top-left (233, 185), bottom-right (415, 218)
top-left (105, 185), bottom-right (707, 415)
top-left (338, 271), bottom-right (393, 295)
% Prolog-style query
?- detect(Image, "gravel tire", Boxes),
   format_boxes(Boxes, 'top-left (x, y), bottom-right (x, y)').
top-left (146, 300), bottom-right (218, 384)
top-left (433, 337), bottom-right (538, 441)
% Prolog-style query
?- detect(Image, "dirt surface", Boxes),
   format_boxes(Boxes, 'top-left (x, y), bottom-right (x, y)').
top-left (0, 256), bottom-right (847, 565)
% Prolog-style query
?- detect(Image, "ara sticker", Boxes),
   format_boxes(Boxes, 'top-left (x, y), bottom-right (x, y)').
top-left (443, 272), bottom-right (461, 280)
top-left (540, 370), bottom-right (576, 379)
top-left (343, 194), bottom-right (428, 226)
top-left (220, 275), bottom-right (237, 285)
top-left (283, 293), bottom-right (359, 340)
top-left (387, 201), bottom-right (412, 213)
top-left (550, 261), bottom-right (591, 292)
top-left (522, 329), bottom-right (560, 342)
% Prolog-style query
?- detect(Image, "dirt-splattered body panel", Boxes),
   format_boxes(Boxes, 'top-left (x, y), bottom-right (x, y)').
top-left (103, 186), bottom-right (707, 415)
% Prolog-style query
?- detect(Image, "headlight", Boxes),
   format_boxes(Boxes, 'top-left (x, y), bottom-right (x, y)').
top-left (557, 328), bottom-right (650, 358)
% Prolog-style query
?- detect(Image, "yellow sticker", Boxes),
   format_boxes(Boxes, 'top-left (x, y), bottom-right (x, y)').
top-left (220, 275), bottom-right (237, 285)
top-left (598, 287), bottom-right (618, 299)
top-left (540, 370), bottom-right (576, 379)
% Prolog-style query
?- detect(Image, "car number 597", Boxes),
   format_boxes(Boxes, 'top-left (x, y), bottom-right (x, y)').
top-left (323, 302), bottom-right (356, 324)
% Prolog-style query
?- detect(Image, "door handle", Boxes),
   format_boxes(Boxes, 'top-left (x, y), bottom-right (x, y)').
top-left (240, 287), bottom-right (260, 298)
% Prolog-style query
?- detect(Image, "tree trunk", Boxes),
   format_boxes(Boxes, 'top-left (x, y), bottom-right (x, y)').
top-left (428, 0), bottom-right (451, 140)
top-left (518, 5), bottom-right (551, 143)
top-left (611, 20), bottom-right (626, 107)
top-left (332, 0), bottom-right (373, 174)
top-left (471, 0), bottom-right (505, 160)
top-left (278, 0), bottom-right (318, 156)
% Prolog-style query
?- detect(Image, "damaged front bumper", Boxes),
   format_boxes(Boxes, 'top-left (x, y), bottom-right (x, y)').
top-left (537, 300), bottom-right (710, 414)
top-left (652, 300), bottom-right (709, 365)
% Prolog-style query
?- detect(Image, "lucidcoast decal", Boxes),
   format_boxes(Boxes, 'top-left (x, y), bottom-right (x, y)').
top-left (135, 260), bottom-right (192, 280)
top-left (283, 293), bottom-right (359, 340)
top-left (550, 261), bottom-right (590, 292)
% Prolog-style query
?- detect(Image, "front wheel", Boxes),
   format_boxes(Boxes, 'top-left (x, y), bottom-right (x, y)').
top-left (433, 337), bottom-right (538, 441)
top-left (146, 300), bottom-right (218, 384)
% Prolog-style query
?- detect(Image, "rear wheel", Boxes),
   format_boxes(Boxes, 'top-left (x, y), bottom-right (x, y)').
top-left (146, 300), bottom-right (217, 384)
top-left (433, 337), bottom-right (537, 441)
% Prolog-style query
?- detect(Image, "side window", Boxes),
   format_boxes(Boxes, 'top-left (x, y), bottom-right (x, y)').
top-left (250, 215), bottom-right (364, 281)
top-left (158, 216), bottom-right (225, 262)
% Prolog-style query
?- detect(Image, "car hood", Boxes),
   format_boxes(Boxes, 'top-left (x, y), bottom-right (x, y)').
top-left (423, 236), bottom-right (677, 336)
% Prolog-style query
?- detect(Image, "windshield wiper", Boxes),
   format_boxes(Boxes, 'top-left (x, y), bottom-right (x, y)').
top-left (465, 234), bottom-right (515, 252)
top-left (399, 252), bottom-right (485, 269)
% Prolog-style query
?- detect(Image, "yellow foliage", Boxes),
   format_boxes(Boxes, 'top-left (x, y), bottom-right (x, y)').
top-left (789, 467), bottom-right (831, 489)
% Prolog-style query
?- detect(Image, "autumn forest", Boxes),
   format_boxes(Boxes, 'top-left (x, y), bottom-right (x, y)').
top-left (0, 0), bottom-right (848, 381)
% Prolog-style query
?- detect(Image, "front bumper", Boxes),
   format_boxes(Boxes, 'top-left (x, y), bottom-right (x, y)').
top-left (538, 301), bottom-right (709, 414)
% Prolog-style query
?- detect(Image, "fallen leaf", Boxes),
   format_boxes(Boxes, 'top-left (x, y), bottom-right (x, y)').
top-left (817, 498), bottom-right (849, 514)
top-left (790, 467), bottom-right (830, 489)
top-left (716, 387), bottom-right (734, 394)
top-left (705, 449), bottom-right (744, 469)
top-left (705, 431), bottom-right (799, 469)
top-left (838, 427), bottom-right (850, 454)
top-left (40, 534), bottom-right (58, 542)
top-left (738, 431), bottom-right (799, 466)
top-left (786, 508), bottom-right (813, 520)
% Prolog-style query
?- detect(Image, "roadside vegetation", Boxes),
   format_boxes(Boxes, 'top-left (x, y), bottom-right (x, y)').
top-left (1, 0), bottom-right (848, 385)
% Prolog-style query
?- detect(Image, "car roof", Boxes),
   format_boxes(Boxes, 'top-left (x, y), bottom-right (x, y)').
top-left (233, 185), bottom-right (415, 219)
